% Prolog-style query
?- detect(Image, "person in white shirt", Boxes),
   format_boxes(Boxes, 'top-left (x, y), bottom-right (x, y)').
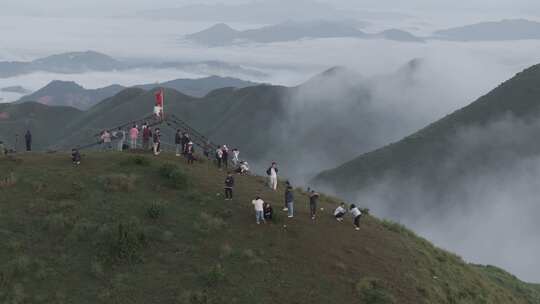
top-left (232, 148), bottom-right (240, 166)
top-left (334, 203), bottom-right (347, 222)
top-left (266, 162), bottom-right (278, 190)
top-left (350, 204), bottom-right (363, 231)
top-left (252, 196), bottom-right (265, 224)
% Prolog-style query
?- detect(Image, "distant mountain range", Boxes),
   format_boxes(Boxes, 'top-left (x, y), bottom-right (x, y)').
top-left (1, 85), bottom-right (31, 94)
top-left (17, 81), bottom-right (125, 110)
top-left (0, 51), bottom-right (268, 79)
top-left (0, 51), bottom-right (124, 78)
top-left (16, 76), bottom-right (259, 110)
top-left (433, 19), bottom-right (540, 41)
top-left (186, 18), bottom-right (540, 46)
top-left (185, 21), bottom-right (424, 46)
top-left (0, 60), bottom-right (451, 184)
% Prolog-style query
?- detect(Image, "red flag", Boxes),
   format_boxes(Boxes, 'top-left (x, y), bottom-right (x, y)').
top-left (155, 89), bottom-right (163, 107)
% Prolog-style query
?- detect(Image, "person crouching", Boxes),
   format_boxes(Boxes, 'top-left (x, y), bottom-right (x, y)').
top-left (350, 204), bottom-right (362, 231)
top-left (334, 202), bottom-right (347, 222)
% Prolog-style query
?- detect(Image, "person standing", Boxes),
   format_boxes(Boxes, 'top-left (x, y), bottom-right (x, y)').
top-left (24, 130), bottom-right (32, 152)
top-left (266, 162), bottom-right (278, 191)
top-left (309, 190), bottom-right (320, 220)
top-left (175, 129), bottom-right (182, 156)
top-left (142, 126), bottom-right (152, 150)
top-left (232, 148), bottom-right (240, 166)
top-left (224, 172), bottom-right (234, 200)
top-left (152, 128), bottom-right (161, 156)
top-left (129, 125), bottom-right (139, 149)
top-left (285, 186), bottom-right (294, 218)
top-left (216, 147), bottom-right (223, 169)
top-left (350, 204), bottom-right (362, 231)
top-left (180, 132), bottom-right (191, 155)
top-left (101, 130), bottom-right (112, 150)
top-left (222, 145), bottom-right (229, 169)
top-left (186, 142), bottom-right (195, 164)
top-left (117, 127), bottom-right (126, 151)
top-left (252, 196), bottom-right (265, 225)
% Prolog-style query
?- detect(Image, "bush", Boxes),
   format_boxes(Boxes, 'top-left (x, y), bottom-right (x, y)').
top-left (381, 220), bottom-right (417, 238)
top-left (95, 217), bottom-right (147, 264)
top-left (177, 290), bottom-right (210, 304)
top-left (123, 155), bottom-right (151, 167)
top-left (0, 172), bottom-right (17, 188)
top-left (197, 212), bottom-right (225, 232)
top-left (69, 219), bottom-right (97, 242)
top-left (159, 163), bottom-right (189, 189)
top-left (147, 201), bottom-right (166, 219)
top-left (356, 278), bottom-right (396, 304)
top-left (200, 264), bottom-right (226, 287)
top-left (102, 174), bottom-right (137, 192)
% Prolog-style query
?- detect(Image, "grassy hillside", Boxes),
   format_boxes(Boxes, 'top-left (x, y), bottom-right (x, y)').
top-left (313, 63), bottom-right (540, 199)
top-left (0, 102), bottom-right (83, 151)
top-left (0, 152), bottom-right (539, 303)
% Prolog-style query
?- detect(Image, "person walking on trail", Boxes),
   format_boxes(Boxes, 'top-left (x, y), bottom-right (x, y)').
top-left (309, 190), bottom-right (320, 220)
top-left (142, 126), bottom-right (152, 150)
top-left (334, 203), bottom-right (347, 222)
top-left (101, 130), bottom-right (112, 150)
top-left (117, 127), bottom-right (126, 152)
top-left (222, 145), bottom-right (229, 169)
top-left (263, 202), bottom-right (273, 221)
top-left (252, 196), bottom-right (265, 225)
top-left (232, 148), bottom-right (240, 166)
top-left (152, 128), bottom-right (161, 156)
top-left (175, 129), bottom-right (182, 156)
top-left (216, 147), bottom-right (224, 169)
top-left (186, 142), bottom-right (195, 164)
top-left (24, 130), bottom-right (32, 152)
top-left (224, 172), bottom-right (234, 200)
top-left (266, 162), bottom-right (278, 191)
top-left (129, 125), bottom-right (139, 149)
top-left (285, 186), bottom-right (294, 218)
top-left (350, 204), bottom-right (362, 231)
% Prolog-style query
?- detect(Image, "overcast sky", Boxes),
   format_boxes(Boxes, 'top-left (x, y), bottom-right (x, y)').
top-left (2, 0), bottom-right (540, 18)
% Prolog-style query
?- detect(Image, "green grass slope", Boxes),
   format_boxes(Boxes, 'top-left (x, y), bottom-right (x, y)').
top-left (0, 152), bottom-right (538, 303)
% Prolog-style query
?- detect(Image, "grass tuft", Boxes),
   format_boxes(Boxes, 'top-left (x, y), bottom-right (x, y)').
top-left (356, 277), bottom-right (396, 304)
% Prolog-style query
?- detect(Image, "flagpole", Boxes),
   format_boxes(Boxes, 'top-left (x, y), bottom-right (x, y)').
top-left (161, 88), bottom-right (165, 120)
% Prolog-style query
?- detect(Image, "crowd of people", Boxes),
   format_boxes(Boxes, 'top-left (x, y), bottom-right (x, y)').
top-left (220, 159), bottom-right (362, 230)
top-left (81, 122), bottom-right (363, 230)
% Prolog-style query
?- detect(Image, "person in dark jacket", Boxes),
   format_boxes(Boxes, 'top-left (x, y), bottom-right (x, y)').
top-left (309, 190), bottom-right (320, 220)
top-left (263, 202), bottom-right (273, 220)
top-left (175, 129), bottom-right (182, 156)
top-left (224, 172), bottom-right (234, 200)
top-left (152, 128), bottom-right (161, 156)
top-left (285, 186), bottom-right (294, 218)
top-left (71, 148), bottom-right (81, 166)
top-left (25, 130), bottom-right (32, 152)
top-left (221, 145), bottom-right (229, 169)
top-left (181, 133), bottom-right (190, 155)
top-left (186, 142), bottom-right (195, 164)
top-left (283, 180), bottom-right (291, 211)
top-left (142, 126), bottom-right (152, 150)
